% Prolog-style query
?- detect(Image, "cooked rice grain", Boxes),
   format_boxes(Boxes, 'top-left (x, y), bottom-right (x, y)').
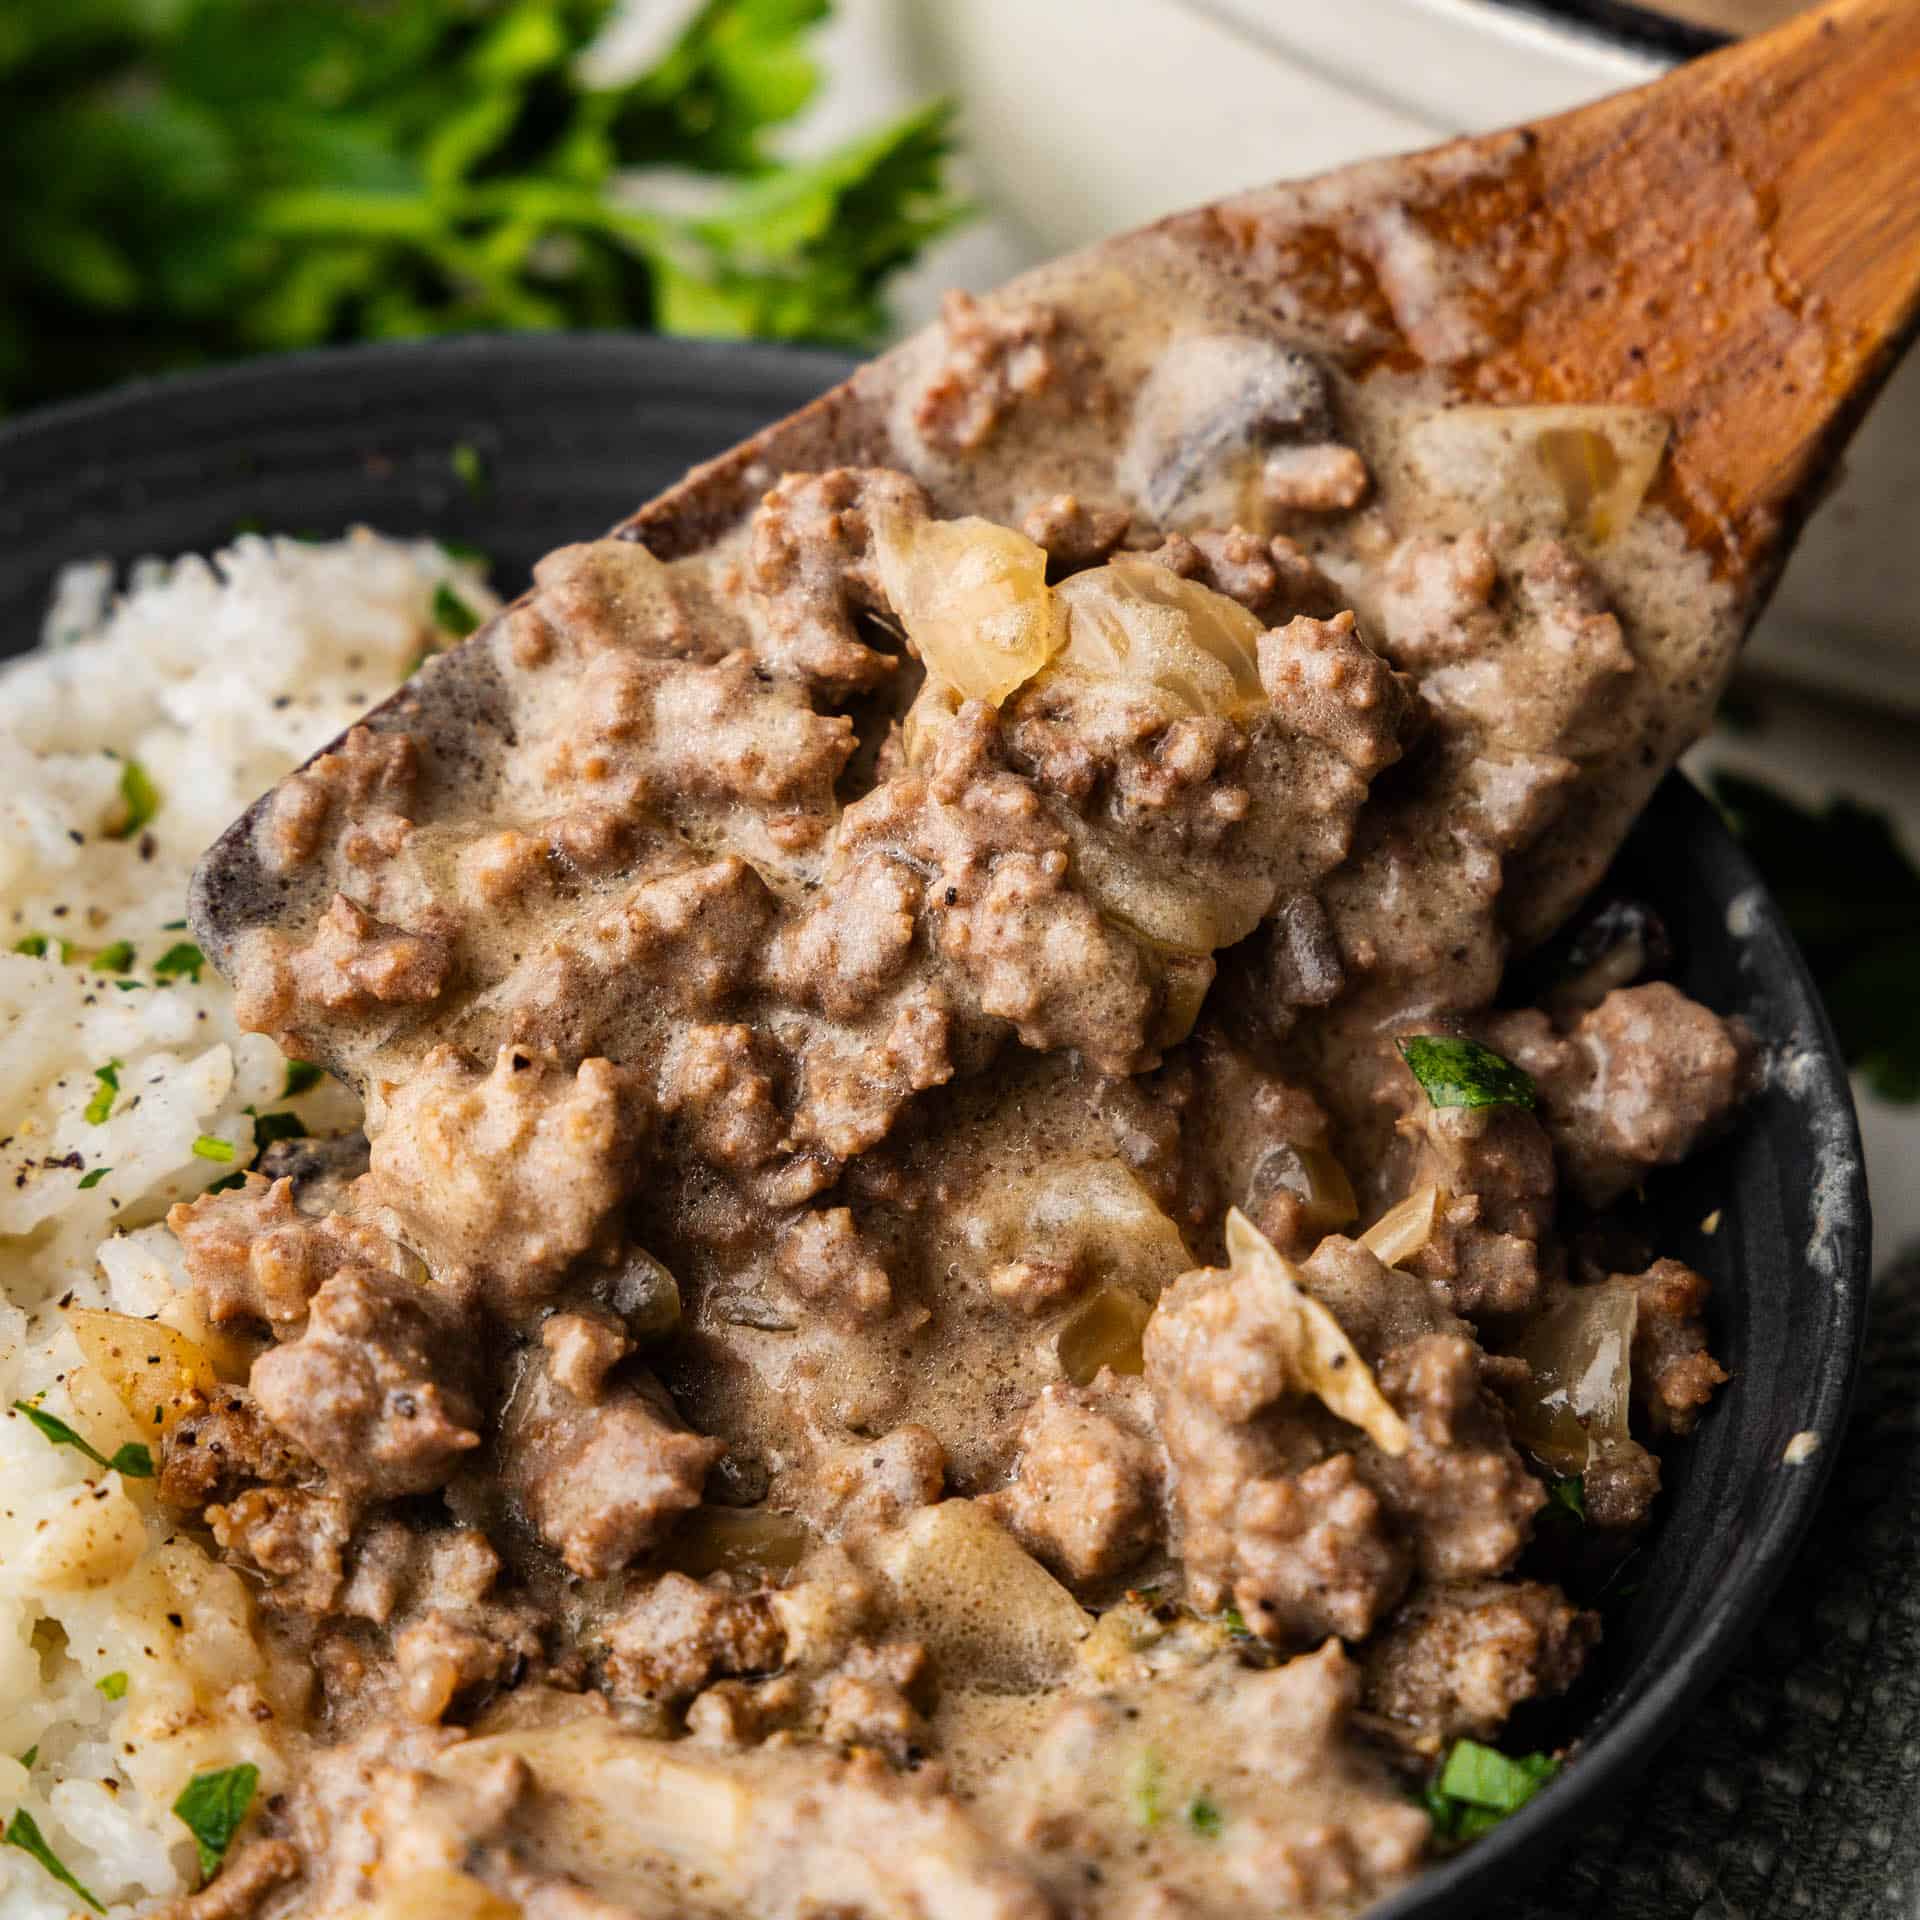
top-left (0, 531), bottom-right (494, 1915)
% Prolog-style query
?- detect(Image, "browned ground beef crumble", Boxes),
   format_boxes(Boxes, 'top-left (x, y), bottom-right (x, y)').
top-left (162, 237), bottom-right (1756, 1920)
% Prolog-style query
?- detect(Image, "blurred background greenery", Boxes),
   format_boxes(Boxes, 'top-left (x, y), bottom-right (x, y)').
top-left (0, 0), bottom-right (966, 413)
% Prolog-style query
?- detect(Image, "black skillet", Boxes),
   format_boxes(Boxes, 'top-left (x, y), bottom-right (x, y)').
top-left (0, 334), bottom-right (1872, 1918)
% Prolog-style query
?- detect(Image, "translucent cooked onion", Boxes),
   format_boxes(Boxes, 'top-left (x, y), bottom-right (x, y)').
top-left (1507, 1278), bottom-right (1638, 1473)
top-left (663, 1505), bottom-right (810, 1579)
top-left (1358, 1185), bottom-right (1444, 1269)
top-left (1058, 1288), bottom-right (1153, 1385)
top-left (957, 1159), bottom-right (1193, 1299)
top-left (873, 513), bottom-right (1065, 704)
top-left (66, 1305), bottom-right (215, 1437)
top-left (1223, 1208), bottom-right (1410, 1456)
top-left (1404, 404), bottom-right (1670, 543)
top-left (1054, 554), bottom-right (1267, 717)
top-left (1249, 1144), bottom-right (1359, 1239)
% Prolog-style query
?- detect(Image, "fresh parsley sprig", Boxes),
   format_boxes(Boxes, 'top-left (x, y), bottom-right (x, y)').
top-left (1423, 1740), bottom-right (1560, 1842)
top-left (0, 0), bottom-right (963, 413)
top-left (10, 1400), bottom-right (154, 1478)
top-left (1398, 1036), bottom-right (1537, 1112)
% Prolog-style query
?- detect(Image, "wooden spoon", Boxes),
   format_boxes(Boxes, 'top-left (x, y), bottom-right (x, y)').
top-left (191, 0), bottom-right (1920, 999)
top-left (633, 0), bottom-right (1920, 601)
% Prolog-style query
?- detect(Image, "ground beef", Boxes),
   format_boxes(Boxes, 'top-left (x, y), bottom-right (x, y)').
top-left (746, 467), bottom-right (927, 693)
top-left (601, 1572), bottom-right (786, 1706)
top-left (260, 724), bottom-right (418, 876)
top-left (1485, 983), bottom-right (1755, 1205)
top-left (1145, 1261), bottom-right (1411, 1642)
top-left (984, 1380), bottom-right (1160, 1588)
top-left (208, 1484), bottom-right (357, 1617)
top-left (1626, 1257), bottom-right (1728, 1436)
top-left (1363, 1334), bottom-right (1544, 1581)
top-left (289, 893), bottom-right (451, 1020)
top-left (250, 1264), bottom-right (481, 1497)
top-left (1020, 493), bottom-right (1131, 571)
top-left (365, 1045), bottom-right (643, 1314)
top-left (168, 1173), bottom-right (411, 1330)
top-left (1144, 527), bottom-right (1348, 624)
top-left (1264, 442), bottom-right (1370, 513)
top-left (911, 290), bottom-right (1106, 456)
top-left (146, 1840), bottom-right (302, 1920)
top-left (1362, 1579), bottom-right (1598, 1744)
top-left (159, 1387), bottom-right (314, 1509)
top-left (777, 1207), bottom-right (894, 1328)
top-left (505, 1354), bottom-right (722, 1579)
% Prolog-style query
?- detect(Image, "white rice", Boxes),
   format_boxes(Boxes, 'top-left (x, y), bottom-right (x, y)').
top-left (0, 532), bottom-right (495, 1916)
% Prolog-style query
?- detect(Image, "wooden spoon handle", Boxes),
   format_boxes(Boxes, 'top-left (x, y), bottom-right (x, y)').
top-left (1436, 0), bottom-right (1920, 586)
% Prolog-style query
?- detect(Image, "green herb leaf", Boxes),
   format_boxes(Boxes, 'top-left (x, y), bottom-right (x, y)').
top-left (1428, 1740), bottom-right (1559, 1840)
top-left (1128, 1748), bottom-right (1165, 1829)
top-left (1185, 1794), bottom-right (1223, 1837)
top-left (162, 919), bottom-right (188, 931)
top-left (1397, 1036), bottom-right (1536, 1111)
top-left (282, 1059), bottom-right (324, 1098)
top-left (153, 941), bottom-right (206, 983)
top-left (10, 1401), bottom-right (153, 1478)
top-left (191, 1134), bottom-right (236, 1162)
top-left (431, 580), bottom-right (481, 637)
top-left (83, 1060), bottom-right (121, 1126)
top-left (11, 934), bottom-right (47, 957)
top-left (1547, 1473), bottom-right (1586, 1520)
top-left (173, 1763), bottom-right (259, 1884)
top-left (92, 940), bottom-right (135, 974)
top-left (107, 758), bottom-right (160, 840)
top-left (450, 441), bottom-right (487, 498)
top-left (1218, 1605), bottom-right (1252, 1641)
top-left (250, 1111), bottom-right (305, 1149)
top-left (4, 1807), bottom-right (105, 1912)
top-left (77, 1166), bottom-right (111, 1189)
top-left (96, 1670), bottom-right (128, 1700)
top-left (18, 1747), bottom-right (35, 1770)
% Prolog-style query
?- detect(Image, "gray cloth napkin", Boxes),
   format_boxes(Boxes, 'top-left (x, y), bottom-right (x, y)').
top-left (1498, 1259), bottom-right (1920, 1920)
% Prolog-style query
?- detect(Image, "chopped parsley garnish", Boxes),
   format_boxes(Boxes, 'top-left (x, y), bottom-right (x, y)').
top-left (1547, 1473), bottom-right (1586, 1520)
top-left (76, 1166), bottom-right (111, 1189)
top-left (1185, 1795), bottom-right (1223, 1838)
top-left (162, 919), bottom-right (188, 931)
top-left (191, 1135), bottom-right (237, 1162)
top-left (431, 581), bottom-right (481, 638)
top-left (11, 934), bottom-right (46, 957)
top-left (283, 1060), bottom-right (324, 1099)
top-left (153, 941), bottom-right (206, 984)
top-left (91, 940), bottom-right (135, 974)
top-left (1424, 1741), bottom-right (1559, 1842)
top-left (441, 540), bottom-right (490, 567)
top-left (107, 758), bottom-right (160, 841)
top-left (1219, 1604), bottom-right (1252, 1641)
top-left (10, 1401), bottom-right (153, 1479)
top-left (113, 979), bottom-right (145, 992)
top-left (1397, 1036), bottom-right (1536, 1111)
top-left (173, 1764), bottom-right (260, 1884)
top-left (450, 441), bottom-right (488, 498)
top-left (250, 1111), bottom-right (305, 1149)
top-left (84, 1060), bottom-right (121, 1125)
top-left (1128, 1748), bottom-right (1165, 1829)
top-left (96, 1671), bottom-right (128, 1700)
top-left (1715, 772), bottom-right (1920, 1100)
top-left (4, 1807), bottom-right (104, 1912)
top-left (17, 1747), bottom-right (34, 1770)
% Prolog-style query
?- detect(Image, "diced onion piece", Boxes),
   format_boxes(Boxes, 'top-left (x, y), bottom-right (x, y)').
top-left (956, 1160), bottom-right (1192, 1300)
top-left (1054, 554), bottom-right (1267, 717)
top-left (1359, 1185), bottom-right (1444, 1269)
top-left (362, 1872), bottom-right (521, 1920)
top-left (1064, 828), bottom-right (1235, 957)
top-left (439, 1723), bottom-right (757, 1892)
top-left (67, 1306), bottom-right (216, 1436)
top-left (1404, 405), bottom-right (1670, 543)
top-left (1506, 1278), bottom-right (1638, 1474)
top-left (1058, 1288), bottom-right (1153, 1385)
top-left (1249, 1145), bottom-right (1359, 1238)
top-left (1223, 1208), bottom-right (1410, 1456)
top-left (662, 1505), bottom-right (810, 1579)
top-left (870, 1499), bottom-right (1092, 1691)
top-left (874, 513), bottom-right (1065, 704)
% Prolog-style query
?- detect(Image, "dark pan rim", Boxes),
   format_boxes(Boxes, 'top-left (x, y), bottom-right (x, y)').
top-left (1478, 0), bottom-right (1731, 61)
top-left (0, 332), bottom-right (1873, 1917)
